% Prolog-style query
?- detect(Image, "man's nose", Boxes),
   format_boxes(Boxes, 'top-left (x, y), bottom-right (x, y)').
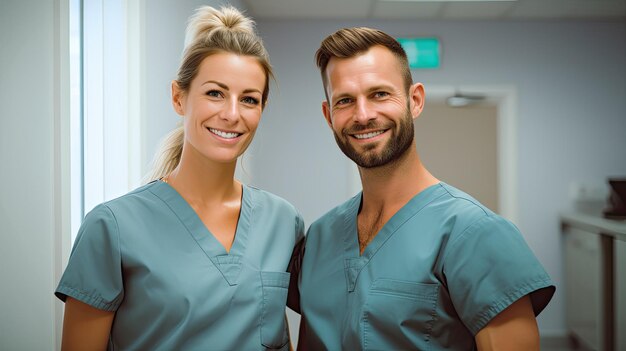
top-left (354, 98), bottom-right (376, 124)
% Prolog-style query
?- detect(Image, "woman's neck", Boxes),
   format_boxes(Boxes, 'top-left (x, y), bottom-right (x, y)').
top-left (166, 146), bottom-right (241, 207)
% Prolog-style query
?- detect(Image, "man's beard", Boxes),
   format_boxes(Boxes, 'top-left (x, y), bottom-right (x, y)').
top-left (333, 106), bottom-right (414, 169)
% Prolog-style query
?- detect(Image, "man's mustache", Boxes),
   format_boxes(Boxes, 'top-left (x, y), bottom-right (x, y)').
top-left (344, 122), bottom-right (393, 134)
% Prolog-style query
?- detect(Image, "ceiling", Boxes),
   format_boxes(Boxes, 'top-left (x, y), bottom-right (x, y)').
top-left (242, 0), bottom-right (626, 20)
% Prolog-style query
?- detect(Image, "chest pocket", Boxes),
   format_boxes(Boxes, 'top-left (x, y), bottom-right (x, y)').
top-left (361, 278), bottom-right (439, 351)
top-left (260, 271), bottom-right (290, 350)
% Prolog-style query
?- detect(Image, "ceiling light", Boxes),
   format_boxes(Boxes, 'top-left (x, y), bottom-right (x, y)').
top-left (380, 0), bottom-right (517, 2)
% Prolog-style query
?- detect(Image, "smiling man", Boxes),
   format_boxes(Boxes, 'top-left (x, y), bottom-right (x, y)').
top-left (289, 27), bottom-right (555, 350)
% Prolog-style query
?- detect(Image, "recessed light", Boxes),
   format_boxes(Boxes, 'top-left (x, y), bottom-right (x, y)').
top-left (380, 0), bottom-right (517, 2)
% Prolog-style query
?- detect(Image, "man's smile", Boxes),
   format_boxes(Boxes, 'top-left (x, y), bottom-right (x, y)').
top-left (352, 130), bottom-right (386, 140)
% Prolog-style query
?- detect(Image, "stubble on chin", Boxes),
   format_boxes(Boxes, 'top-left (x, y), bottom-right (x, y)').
top-left (334, 111), bottom-right (414, 169)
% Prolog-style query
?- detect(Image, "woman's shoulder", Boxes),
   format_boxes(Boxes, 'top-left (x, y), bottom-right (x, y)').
top-left (245, 185), bottom-right (300, 216)
top-left (93, 181), bottom-right (161, 217)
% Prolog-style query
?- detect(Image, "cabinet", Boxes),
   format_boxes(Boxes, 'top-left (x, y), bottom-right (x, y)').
top-left (616, 239), bottom-right (626, 351)
top-left (561, 213), bottom-right (626, 351)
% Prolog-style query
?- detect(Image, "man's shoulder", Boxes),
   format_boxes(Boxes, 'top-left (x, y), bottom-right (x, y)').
top-left (433, 183), bottom-right (522, 241)
top-left (430, 182), bottom-right (495, 220)
top-left (422, 182), bottom-right (518, 237)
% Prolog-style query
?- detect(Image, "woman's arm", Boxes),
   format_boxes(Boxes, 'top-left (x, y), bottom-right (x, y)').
top-left (61, 297), bottom-right (115, 351)
top-left (475, 295), bottom-right (540, 351)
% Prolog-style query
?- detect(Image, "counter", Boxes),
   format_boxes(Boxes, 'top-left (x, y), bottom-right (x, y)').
top-left (561, 212), bottom-right (626, 241)
top-left (561, 212), bottom-right (626, 351)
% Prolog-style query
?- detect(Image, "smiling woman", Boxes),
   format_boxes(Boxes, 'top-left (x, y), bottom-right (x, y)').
top-left (170, 53), bottom-right (265, 168)
top-left (54, 5), bottom-right (303, 350)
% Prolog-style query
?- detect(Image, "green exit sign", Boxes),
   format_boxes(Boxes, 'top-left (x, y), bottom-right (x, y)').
top-left (397, 37), bottom-right (441, 69)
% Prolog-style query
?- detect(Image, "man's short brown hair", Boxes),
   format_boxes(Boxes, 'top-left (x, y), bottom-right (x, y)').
top-left (315, 27), bottom-right (413, 101)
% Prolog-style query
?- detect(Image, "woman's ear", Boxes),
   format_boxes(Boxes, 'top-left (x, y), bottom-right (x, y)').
top-left (171, 81), bottom-right (185, 116)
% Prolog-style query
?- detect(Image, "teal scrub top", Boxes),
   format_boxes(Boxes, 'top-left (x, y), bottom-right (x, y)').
top-left (296, 182), bottom-right (555, 350)
top-left (56, 180), bottom-right (304, 350)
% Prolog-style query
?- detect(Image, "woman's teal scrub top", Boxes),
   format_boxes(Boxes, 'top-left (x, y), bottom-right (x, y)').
top-left (55, 180), bottom-right (304, 350)
top-left (296, 182), bottom-right (555, 350)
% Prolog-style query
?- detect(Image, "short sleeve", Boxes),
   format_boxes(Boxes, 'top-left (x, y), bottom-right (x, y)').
top-left (295, 213), bottom-right (305, 243)
top-left (55, 204), bottom-right (124, 311)
top-left (287, 213), bottom-right (306, 313)
top-left (443, 215), bottom-right (555, 336)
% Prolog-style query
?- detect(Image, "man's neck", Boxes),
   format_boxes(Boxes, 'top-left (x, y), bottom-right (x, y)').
top-left (358, 148), bottom-right (439, 217)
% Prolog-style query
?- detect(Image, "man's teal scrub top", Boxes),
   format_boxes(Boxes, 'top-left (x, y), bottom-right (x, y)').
top-left (296, 182), bottom-right (555, 350)
top-left (56, 180), bottom-right (304, 350)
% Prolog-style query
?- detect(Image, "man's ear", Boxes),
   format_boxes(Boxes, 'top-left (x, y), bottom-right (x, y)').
top-left (322, 100), bottom-right (333, 128)
top-left (409, 82), bottom-right (425, 120)
top-left (171, 81), bottom-right (185, 116)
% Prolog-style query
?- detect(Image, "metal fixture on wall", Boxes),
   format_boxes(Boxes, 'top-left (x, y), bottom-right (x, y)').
top-left (446, 92), bottom-right (486, 107)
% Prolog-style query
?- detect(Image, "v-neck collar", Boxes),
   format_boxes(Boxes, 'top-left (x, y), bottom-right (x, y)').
top-left (149, 180), bottom-right (253, 285)
top-left (343, 182), bottom-right (445, 292)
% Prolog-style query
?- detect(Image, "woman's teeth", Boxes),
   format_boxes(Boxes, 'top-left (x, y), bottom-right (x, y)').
top-left (209, 128), bottom-right (240, 139)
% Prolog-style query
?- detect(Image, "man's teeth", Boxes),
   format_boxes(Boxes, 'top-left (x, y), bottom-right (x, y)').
top-left (354, 130), bottom-right (384, 139)
top-left (209, 128), bottom-right (240, 139)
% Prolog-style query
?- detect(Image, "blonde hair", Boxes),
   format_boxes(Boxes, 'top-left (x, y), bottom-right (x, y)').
top-left (315, 27), bottom-right (412, 101)
top-left (145, 5), bottom-right (273, 183)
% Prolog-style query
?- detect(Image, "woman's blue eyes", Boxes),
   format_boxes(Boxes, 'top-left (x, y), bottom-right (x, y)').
top-left (205, 91), bottom-right (260, 105)
top-left (241, 96), bottom-right (259, 105)
top-left (206, 90), bottom-right (222, 98)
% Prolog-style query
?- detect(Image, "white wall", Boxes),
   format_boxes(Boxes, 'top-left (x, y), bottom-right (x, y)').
top-left (0, 1), bottom-right (250, 349)
top-left (0, 0), bottom-right (58, 349)
top-left (250, 19), bottom-right (626, 335)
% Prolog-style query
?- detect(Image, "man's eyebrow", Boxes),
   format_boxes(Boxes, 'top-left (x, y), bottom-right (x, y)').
top-left (330, 84), bottom-right (394, 102)
top-left (366, 85), bottom-right (393, 93)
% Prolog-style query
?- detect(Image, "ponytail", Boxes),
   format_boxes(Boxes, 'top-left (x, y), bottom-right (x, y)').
top-left (144, 125), bottom-right (184, 183)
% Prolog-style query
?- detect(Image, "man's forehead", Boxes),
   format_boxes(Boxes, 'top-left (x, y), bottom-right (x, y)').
top-left (324, 47), bottom-right (404, 95)
top-left (326, 48), bottom-right (378, 72)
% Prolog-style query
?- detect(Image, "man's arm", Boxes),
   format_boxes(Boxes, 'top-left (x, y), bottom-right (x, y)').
top-left (475, 295), bottom-right (540, 351)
